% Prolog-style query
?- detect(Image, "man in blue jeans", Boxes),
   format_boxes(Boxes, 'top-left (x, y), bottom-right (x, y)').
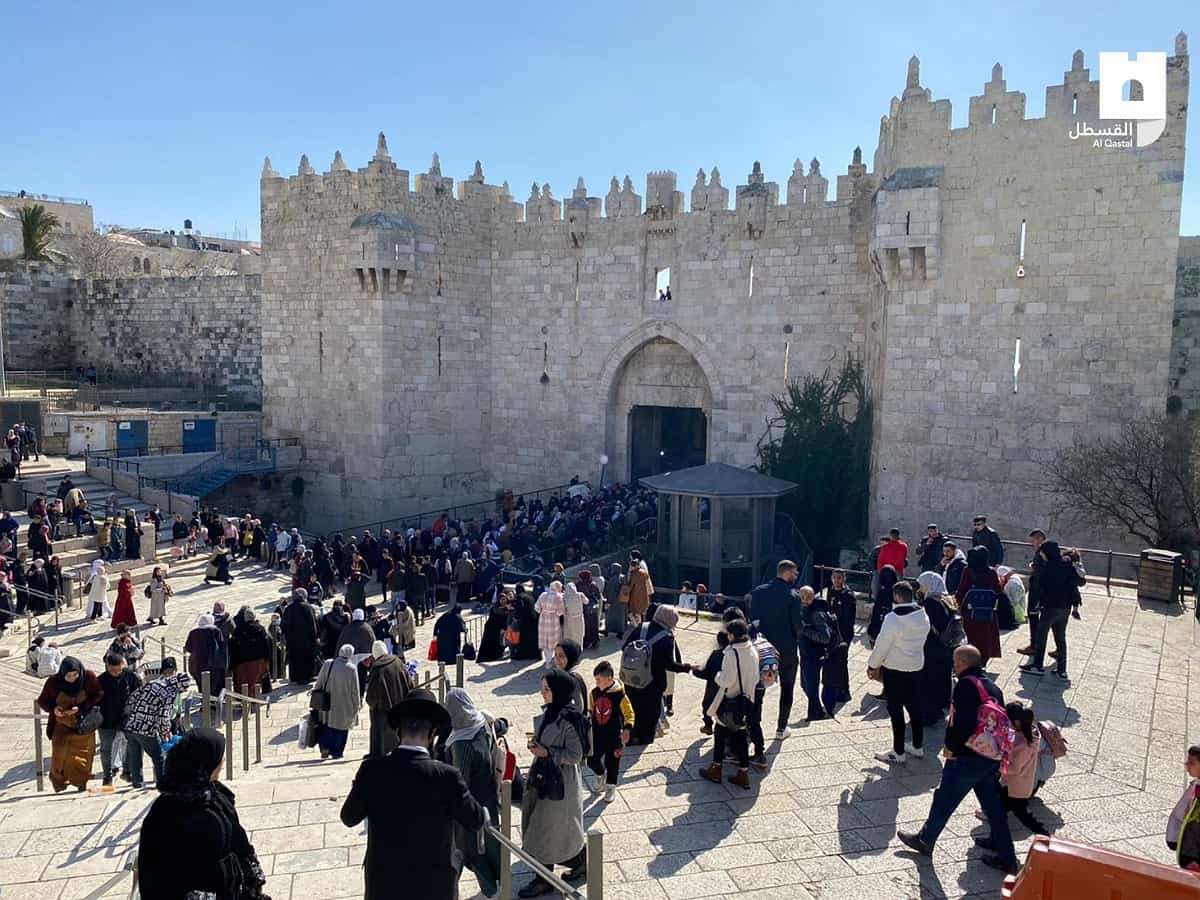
top-left (898, 644), bottom-right (1019, 874)
top-left (122, 658), bottom-right (191, 787)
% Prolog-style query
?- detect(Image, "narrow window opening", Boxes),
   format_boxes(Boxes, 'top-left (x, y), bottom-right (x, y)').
top-left (1013, 338), bottom-right (1022, 393)
top-left (361, 242), bottom-right (366, 260)
top-left (991, 104), bottom-right (997, 125)
top-left (654, 267), bottom-right (671, 302)
top-left (355, 268), bottom-right (366, 290)
top-left (905, 211), bottom-right (911, 235)
top-left (394, 243), bottom-right (399, 262)
top-left (1018, 219), bottom-right (1027, 261)
top-left (801, 186), bottom-right (808, 204)
top-left (437, 336), bottom-right (443, 377)
top-left (368, 268), bottom-right (378, 292)
top-left (1071, 93), bottom-right (1078, 116)
top-left (436, 261), bottom-right (443, 296)
top-left (318, 332), bottom-right (323, 374)
top-left (382, 269), bottom-right (391, 292)
top-left (783, 341), bottom-right (791, 382)
top-left (748, 258), bottom-right (755, 298)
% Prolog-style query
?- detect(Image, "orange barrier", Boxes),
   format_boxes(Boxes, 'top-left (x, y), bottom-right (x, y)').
top-left (1003, 835), bottom-right (1200, 899)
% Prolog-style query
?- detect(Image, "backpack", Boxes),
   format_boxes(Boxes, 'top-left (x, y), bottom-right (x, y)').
top-left (937, 607), bottom-right (967, 649)
top-left (963, 588), bottom-right (997, 622)
top-left (752, 636), bottom-right (780, 687)
top-left (1038, 720), bottom-right (1068, 759)
top-left (954, 676), bottom-right (1014, 772)
top-left (619, 623), bottom-right (668, 689)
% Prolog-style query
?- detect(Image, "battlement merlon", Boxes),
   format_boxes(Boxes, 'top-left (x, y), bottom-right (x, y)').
top-left (874, 35), bottom-right (1189, 176)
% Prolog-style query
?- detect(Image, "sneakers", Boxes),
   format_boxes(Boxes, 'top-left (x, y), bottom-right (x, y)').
top-left (101, 778), bottom-right (114, 793)
top-left (749, 753), bottom-right (768, 770)
top-left (728, 769), bottom-right (751, 790)
top-left (1019, 663), bottom-right (1045, 675)
top-left (874, 750), bottom-right (907, 764)
top-left (896, 830), bottom-right (933, 855)
top-left (603, 785), bottom-right (617, 802)
top-left (904, 744), bottom-right (925, 759)
top-left (775, 727), bottom-right (792, 740)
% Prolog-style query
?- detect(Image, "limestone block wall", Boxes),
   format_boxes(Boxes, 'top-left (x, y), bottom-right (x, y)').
top-left (869, 48), bottom-right (1189, 546)
top-left (1170, 236), bottom-right (1200, 416)
top-left (0, 265), bottom-right (262, 403)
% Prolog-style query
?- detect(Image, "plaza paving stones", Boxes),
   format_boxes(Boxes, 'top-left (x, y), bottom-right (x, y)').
top-left (1, 559), bottom-right (1197, 899)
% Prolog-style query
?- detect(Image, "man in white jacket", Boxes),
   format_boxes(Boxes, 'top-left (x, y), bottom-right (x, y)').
top-left (699, 619), bottom-right (759, 790)
top-left (866, 580), bottom-right (929, 765)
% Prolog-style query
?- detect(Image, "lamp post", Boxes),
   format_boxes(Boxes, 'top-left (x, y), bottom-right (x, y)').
top-left (598, 454), bottom-right (608, 488)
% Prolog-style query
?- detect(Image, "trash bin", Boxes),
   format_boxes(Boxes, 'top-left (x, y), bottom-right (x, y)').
top-left (1137, 549), bottom-right (1183, 604)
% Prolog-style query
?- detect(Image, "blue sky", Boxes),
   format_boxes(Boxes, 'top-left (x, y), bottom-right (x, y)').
top-left (3, 1), bottom-right (1195, 239)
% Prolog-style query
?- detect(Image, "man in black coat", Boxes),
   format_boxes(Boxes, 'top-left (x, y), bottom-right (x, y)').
top-left (341, 690), bottom-right (484, 900)
top-left (749, 559), bottom-right (803, 739)
top-left (916, 524), bottom-right (946, 572)
top-left (898, 645), bottom-right (1018, 874)
top-left (970, 515), bottom-right (1005, 566)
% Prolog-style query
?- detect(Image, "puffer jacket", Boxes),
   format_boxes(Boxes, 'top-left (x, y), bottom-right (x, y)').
top-left (866, 603), bottom-right (929, 673)
top-left (705, 638), bottom-right (760, 718)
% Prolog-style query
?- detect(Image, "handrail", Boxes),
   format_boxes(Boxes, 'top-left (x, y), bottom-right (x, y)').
top-left (945, 533), bottom-right (1141, 595)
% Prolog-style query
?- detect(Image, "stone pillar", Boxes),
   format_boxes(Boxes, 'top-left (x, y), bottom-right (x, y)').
top-left (708, 497), bottom-right (723, 593)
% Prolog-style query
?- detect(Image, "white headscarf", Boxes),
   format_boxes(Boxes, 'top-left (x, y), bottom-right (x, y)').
top-left (917, 571), bottom-right (947, 598)
top-left (445, 687), bottom-right (488, 747)
top-left (197, 614), bottom-right (215, 628)
top-left (338, 643), bottom-right (355, 660)
top-left (371, 640), bottom-right (388, 658)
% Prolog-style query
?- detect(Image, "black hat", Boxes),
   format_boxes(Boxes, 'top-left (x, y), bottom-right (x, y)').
top-left (972, 515), bottom-right (987, 523)
top-left (386, 688), bottom-right (451, 736)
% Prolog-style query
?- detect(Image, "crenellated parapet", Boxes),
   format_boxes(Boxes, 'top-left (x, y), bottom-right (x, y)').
top-left (786, 158), bottom-right (827, 206)
top-left (605, 176), bottom-right (642, 218)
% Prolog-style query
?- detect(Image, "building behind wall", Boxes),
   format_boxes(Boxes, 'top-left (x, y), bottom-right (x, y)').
top-left (260, 36), bottom-right (1189, 542)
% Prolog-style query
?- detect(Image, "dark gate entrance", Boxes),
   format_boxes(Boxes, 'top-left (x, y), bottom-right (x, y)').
top-left (629, 406), bottom-right (707, 481)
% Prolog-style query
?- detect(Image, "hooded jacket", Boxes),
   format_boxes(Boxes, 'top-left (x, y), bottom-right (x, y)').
top-left (866, 603), bottom-right (929, 673)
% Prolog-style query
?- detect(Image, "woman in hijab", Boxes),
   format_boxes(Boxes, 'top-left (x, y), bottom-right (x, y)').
top-left (87, 559), bottom-right (110, 622)
top-left (553, 639), bottom-right (589, 712)
top-left (147, 566), bottom-right (172, 626)
top-left (519, 669), bottom-right (589, 897)
top-left (561, 582), bottom-right (585, 648)
top-left (508, 588), bottom-right (541, 661)
top-left (604, 563), bottom-right (626, 639)
top-left (955, 546), bottom-right (1003, 663)
top-left (621, 604), bottom-right (691, 746)
top-left (868, 564), bottom-right (899, 645)
top-left (35, 656), bottom-right (103, 792)
top-left (576, 569), bottom-right (601, 649)
top-left (313, 644), bottom-right (362, 760)
top-left (365, 639), bottom-right (411, 757)
top-left (137, 728), bottom-right (268, 899)
top-left (109, 567), bottom-right (136, 629)
top-left (445, 688), bottom-right (502, 898)
top-left (916, 571), bottom-right (957, 726)
top-left (184, 614), bottom-right (228, 695)
top-left (476, 587), bottom-right (511, 663)
top-left (534, 581), bottom-right (566, 669)
top-left (124, 510), bottom-right (142, 561)
top-left (390, 597), bottom-right (417, 653)
top-left (229, 607), bottom-right (272, 695)
top-left (433, 603), bottom-right (466, 665)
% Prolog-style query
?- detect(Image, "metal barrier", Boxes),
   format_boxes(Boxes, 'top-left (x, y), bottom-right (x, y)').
top-left (490, 779), bottom-right (603, 900)
top-left (0, 705), bottom-right (46, 791)
top-left (944, 535), bottom-right (1140, 595)
top-left (197, 671), bottom-right (269, 779)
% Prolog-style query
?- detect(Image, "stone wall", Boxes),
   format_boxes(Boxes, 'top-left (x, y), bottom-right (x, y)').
top-left (1170, 236), bottom-right (1200, 417)
top-left (0, 264), bottom-right (262, 404)
top-left (259, 38), bottom-right (1191, 545)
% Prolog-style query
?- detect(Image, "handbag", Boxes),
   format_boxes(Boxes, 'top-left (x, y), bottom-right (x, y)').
top-left (76, 706), bottom-right (103, 735)
top-left (427, 637), bottom-right (439, 661)
top-left (308, 689), bottom-right (331, 712)
top-left (462, 641), bottom-right (477, 661)
top-left (716, 649), bottom-right (752, 731)
top-left (144, 584), bottom-right (152, 599)
top-left (528, 755), bottom-right (564, 801)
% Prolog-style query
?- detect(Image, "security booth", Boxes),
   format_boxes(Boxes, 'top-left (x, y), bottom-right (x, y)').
top-left (639, 462), bottom-right (800, 596)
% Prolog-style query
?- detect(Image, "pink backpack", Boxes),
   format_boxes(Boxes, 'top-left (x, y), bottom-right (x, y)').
top-left (953, 676), bottom-right (1015, 773)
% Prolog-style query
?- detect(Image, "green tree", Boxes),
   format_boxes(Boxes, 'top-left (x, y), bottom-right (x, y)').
top-left (19, 204), bottom-right (59, 261)
top-left (756, 356), bottom-right (873, 565)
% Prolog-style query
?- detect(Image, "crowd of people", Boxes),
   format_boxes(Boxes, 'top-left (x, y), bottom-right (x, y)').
top-left (13, 475), bottom-right (1200, 897)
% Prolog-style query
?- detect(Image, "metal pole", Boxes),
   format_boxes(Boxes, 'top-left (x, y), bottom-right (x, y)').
top-left (498, 779), bottom-right (512, 900)
top-left (253, 684), bottom-right (262, 764)
top-left (160, 637), bottom-right (165, 667)
top-left (33, 702), bottom-right (44, 792)
top-left (241, 688), bottom-right (250, 772)
top-left (456, 653), bottom-right (464, 688)
top-left (224, 693), bottom-right (234, 780)
top-left (201, 671), bottom-right (211, 729)
top-left (437, 662), bottom-right (446, 704)
top-left (1106, 550), bottom-right (1113, 595)
top-left (586, 831), bottom-right (603, 900)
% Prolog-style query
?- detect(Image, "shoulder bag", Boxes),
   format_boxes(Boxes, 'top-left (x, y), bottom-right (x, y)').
top-left (716, 649), bottom-right (753, 731)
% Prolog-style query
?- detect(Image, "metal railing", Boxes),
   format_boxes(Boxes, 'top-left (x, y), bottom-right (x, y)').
top-left (197, 671), bottom-right (269, 779)
top-left (945, 534), bottom-right (1141, 594)
top-left (491, 778), bottom-right (603, 900)
top-left (0, 705), bottom-right (47, 792)
top-left (0, 190), bottom-right (89, 205)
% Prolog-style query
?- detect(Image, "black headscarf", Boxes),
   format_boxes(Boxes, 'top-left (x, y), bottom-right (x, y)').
top-left (877, 565), bottom-right (898, 596)
top-left (557, 638), bottom-right (582, 671)
top-left (57, 656), bottom-right (84, 681)
top-left (541, 668), bottom-right (589, 746)
top-left (966, 545), bottom-right (991, 574)
top-left (159, 727), bottom-right (226, 799)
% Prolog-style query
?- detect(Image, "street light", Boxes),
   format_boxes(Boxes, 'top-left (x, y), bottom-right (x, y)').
top-left (598, 454), bottom-right (609, 488)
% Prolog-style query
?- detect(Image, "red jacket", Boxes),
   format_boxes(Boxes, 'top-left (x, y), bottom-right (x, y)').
top-left (877, 540), bottom-right (909, 573)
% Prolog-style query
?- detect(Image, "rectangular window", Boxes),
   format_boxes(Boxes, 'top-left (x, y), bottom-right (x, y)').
top-left (654, 266), bottom-right (671, 301)
top-left (1018, 219), bottom-right (1027, 261)
top-left (1013, 338), bottom-right (1022, 393)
